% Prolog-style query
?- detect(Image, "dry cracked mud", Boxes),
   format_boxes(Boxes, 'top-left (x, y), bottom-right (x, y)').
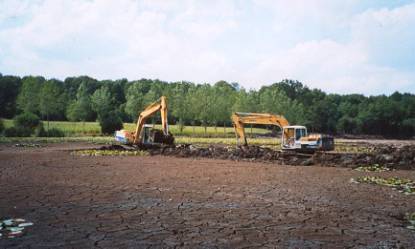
top-left (1, 143), bottom-right (415, 248)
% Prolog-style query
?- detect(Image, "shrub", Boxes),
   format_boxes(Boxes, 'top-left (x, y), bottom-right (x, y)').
top-left (0, 119), bottom-right (4, 134)
top-left (34, 123), bottom-right (46, 137)
top-left (99, 112), bottom-right (123, 135)
top-left (4, 127), bottom-right (33, 137)
top-left (14, 112), bottom-right (40, 131)
top-left (45, 128), bottom-right (65, 137)
top-left (34, 123), bottom-right (65, 137)
top-left (4, 127), bottom-right (16, 137)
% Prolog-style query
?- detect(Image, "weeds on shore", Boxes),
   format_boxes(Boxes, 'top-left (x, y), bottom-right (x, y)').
top-left (72, 149), bottom-right (149, 157)
top-left (352, 176), bottom-right (415, 195)
top-left (407, 212), bottom-right (415, 230)
top-left (355, 164), bottom-right (391, 172)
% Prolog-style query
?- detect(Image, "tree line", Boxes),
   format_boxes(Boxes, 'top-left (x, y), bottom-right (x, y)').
top-left (0, 73), bottom-right (414, 137)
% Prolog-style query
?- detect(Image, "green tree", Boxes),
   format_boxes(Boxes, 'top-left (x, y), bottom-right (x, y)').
top-left (170, 82), bottom-right (192, 132)
top-left (187, 84), bottom-right (216, 135)
top-left (17, 76), bottom-right (45, 114)
top-left (212, 81), bottom-right (237, 134)
top-left (91, 86), bottom-right (113, 118)
top-left (124, 83), bottom-right (146, 122)
top-left (91, 86), bottom-right (123, 134)
top-left (39, 79), bottom-right (66, 130)
top-left (0, 75), bottom-right (22, 118)
top-left (259, 86), bottom-right (306, 125)
top-left (233, 89), bottom-right (259, 113)
top-left (66, 82), bottom-right (95, 122)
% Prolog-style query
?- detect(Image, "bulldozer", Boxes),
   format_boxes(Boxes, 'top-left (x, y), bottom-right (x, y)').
top-left (115, 96), bottom-right (174, 146)
top-left (232, 112), bottom-right (334, 152)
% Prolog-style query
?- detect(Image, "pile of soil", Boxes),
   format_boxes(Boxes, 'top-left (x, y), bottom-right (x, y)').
top-left (96, 143), bottom-right (415, 170)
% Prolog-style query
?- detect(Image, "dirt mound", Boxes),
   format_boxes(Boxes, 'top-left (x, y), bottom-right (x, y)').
top-left (96, 144), bottom-right (415, 170)
top-left (98, 144), bottom-right (128, 150)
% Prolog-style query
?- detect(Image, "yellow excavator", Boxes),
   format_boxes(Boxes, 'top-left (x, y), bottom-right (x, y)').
top-left (232, 112), bottom-right (334, 152)
top-left (115, 96), bottom-right (174, 145)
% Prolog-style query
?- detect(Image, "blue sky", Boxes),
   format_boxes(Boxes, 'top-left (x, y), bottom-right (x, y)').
top-left (0, 0), bottom-right (414, 94)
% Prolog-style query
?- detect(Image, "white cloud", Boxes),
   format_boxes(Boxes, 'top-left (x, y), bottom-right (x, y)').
top-left (244, 39), bottom-right (414, 94)
top-left (0, 0), bottom-right (414, 94)
top-left (351, 3), bottom-right (415, 68)
top-left (241, 1), bottom-right (415, 94)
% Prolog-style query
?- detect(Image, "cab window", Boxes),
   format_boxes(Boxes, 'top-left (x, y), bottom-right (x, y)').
top-left (295, 128), bottom-right (302, 140)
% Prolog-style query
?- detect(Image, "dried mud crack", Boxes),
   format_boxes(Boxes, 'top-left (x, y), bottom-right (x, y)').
top-left (1, 142), bottom-right (415, 248)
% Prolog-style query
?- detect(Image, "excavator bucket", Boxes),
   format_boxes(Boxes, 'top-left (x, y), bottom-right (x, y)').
top-left (149, 129), bottom-right (175, 145)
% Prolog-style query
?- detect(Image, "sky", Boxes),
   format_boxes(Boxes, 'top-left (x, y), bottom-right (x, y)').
top-left (0, 0), bottom-right (415, 95)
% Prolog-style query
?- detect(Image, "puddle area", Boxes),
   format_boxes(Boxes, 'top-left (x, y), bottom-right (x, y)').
top-left (0, 218), bottom-right (34, 239)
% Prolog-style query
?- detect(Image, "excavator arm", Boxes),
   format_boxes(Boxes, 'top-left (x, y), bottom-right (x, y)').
top-left (115, 96), bottom-right (173, 145)
top-left (232, 112), bottom-right (290, 146)
top-left (132, 96), bottom-right (169, 144)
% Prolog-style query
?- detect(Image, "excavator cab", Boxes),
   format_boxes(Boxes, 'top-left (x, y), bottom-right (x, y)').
top-left (141, 124), bottom-right (153, 144)
top-left (282, 126), bottom-right (307, 150)
top-left (282, 126), bottom-right (334, 152)
top-left (115, 124), bottom-right (153, 144)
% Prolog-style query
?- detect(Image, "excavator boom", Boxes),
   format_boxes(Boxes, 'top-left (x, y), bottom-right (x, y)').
top-left (232, 112), bottom-right (290, 146)
top-left (133, 96), bottom-right (169, 144)
top-left (115, 96), bottom-right (174, 145)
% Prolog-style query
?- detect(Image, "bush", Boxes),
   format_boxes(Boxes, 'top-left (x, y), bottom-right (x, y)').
top-left (34, 123), bottom-right (65, 137)
top-left (14, 112), bottom-right (40, 131)
top-left (4, 127), bottom-right (33, 137)
top-left (48, 128), bottom-right (65, 137)
top-left (42, 128), bottom-right (65, 137)
top-left (0, 119), bottom-right (4, 134)
top-left (34, 123), bottom-right (46, 137)
top-left (99, 112), bottom-right (123, 135)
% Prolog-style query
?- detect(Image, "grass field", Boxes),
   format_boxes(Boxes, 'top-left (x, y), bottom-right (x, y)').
top-left (0, 135), bottom-right (281, 147)
top-left (2, 119), bottom-right (270, 137)
top-left (1, 119), bottom-right (281, 147)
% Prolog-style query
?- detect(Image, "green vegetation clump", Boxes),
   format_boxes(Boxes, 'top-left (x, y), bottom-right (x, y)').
top-left (34, 124), bottom-right (65, 137)
top-left (4, 114), bottom-right (65, 137)
top-left (0, 119), bottom-right (4, 134)
top-left (14, 112), bottom-right (40, 131)
top-left (353, 176), bottom-right (415, 195)
top-left (334, 143), bottom-right (374, 153)
top-left (72, 149), bottom-right (149, 156)
top-left (4, 126), bottom-right (32, 137)
top-left (407, 212), bottom-right (415, 230)
top-left (4, 112), bottom-right (41, 137)
top-left (355, 164), bottom-right (391, 172)
top-left (99, 112), bottom-right (123, 135)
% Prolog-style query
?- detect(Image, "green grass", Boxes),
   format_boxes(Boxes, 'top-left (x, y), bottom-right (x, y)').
top-left (3, 119), bottom-right (270, 137)
top-left (0, 135), bottom-right (281, 146)
top-left (0, 136), bottom-right (114, 144)
top-left (175, 136), bottom-right (281, 146)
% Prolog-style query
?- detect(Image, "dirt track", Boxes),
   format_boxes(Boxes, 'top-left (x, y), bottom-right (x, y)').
top-left (1, 143), bottom-right (415, 248)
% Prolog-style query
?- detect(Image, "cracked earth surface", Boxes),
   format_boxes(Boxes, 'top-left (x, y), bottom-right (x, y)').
top-left (0, 143), bottom-right (414, 249)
